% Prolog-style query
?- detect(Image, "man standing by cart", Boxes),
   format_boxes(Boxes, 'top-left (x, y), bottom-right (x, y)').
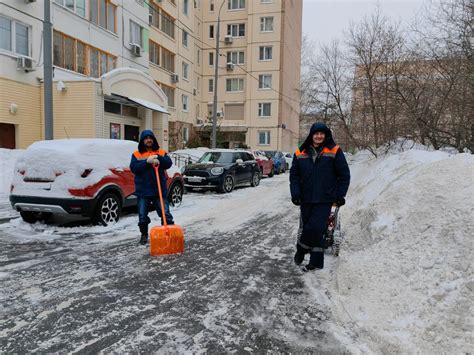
top-left (130, 130), bottom-right (174, 245)
top-left (290, 122), bottom-right (350, 271)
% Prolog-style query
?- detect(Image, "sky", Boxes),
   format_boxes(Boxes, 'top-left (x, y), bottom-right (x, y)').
top-left (302, 0), bottom-right (428, 48)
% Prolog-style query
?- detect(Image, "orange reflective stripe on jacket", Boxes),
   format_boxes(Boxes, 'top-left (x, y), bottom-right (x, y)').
top-left (321, 145), bottom-right (339, 158)
top-left (295, 149), bottom-right (309, 159)
top-left (133, 149), bottom-right (167, 160)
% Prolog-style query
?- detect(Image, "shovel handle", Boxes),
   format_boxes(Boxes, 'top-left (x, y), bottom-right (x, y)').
top-left (154, 165), bottom-right (168, 228)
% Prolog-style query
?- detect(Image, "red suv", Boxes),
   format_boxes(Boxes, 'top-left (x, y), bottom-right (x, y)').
top-left (249, 150), bottom-right (274, 177)
top-left (9, 139), bottom-right (184, 225)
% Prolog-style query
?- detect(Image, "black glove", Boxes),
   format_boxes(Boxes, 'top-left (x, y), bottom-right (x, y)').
top-left (336, 197), bottom-right (346, 207)
top-left (291, 197), bottom-right (301, 206)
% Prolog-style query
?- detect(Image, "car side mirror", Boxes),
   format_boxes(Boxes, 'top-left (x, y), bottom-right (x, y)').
top-left (236, 159), bottom-right (244, 164)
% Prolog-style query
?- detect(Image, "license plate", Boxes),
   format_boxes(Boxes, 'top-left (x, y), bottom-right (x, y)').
top-left (29, 182), bottom-right (52, 190)
top-left (187, 176), bottom-right (203, 182)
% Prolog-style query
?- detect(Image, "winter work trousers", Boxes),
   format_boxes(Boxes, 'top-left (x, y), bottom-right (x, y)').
top-left (298, 203), bottom-right (332, 268)
top-left (137, 196), bottom-right (174, 227)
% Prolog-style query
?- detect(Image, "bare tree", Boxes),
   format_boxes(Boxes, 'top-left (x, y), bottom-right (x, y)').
top-left (346, 7), bottom-right (406, 148)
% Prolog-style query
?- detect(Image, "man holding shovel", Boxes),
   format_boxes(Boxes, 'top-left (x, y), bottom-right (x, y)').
top-left (130, 130), bottom-right (174, 245)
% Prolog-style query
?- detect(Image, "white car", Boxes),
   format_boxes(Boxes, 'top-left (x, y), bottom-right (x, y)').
top-left (283, 152), bottom-right (293, 170)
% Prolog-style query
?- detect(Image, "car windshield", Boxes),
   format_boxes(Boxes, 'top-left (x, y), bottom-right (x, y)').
top-left (198, 152), bottom-right (233, 164)
top-left (266, 151), bottom-right (276, 157)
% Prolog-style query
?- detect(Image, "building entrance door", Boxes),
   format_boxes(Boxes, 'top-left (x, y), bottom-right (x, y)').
top-left (125, 125), bottom-right (139, 142)
top-left (0, 123), bottom-right (16, 149)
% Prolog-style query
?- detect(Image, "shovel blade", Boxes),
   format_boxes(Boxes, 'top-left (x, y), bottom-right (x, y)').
top-left (150, 224), bottom-right (185, 256)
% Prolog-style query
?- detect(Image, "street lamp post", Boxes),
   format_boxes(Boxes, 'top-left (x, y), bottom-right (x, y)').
top-left (211, 1), bottom-right (226, 149)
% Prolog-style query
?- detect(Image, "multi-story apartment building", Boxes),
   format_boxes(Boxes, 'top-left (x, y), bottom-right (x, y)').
top-left (0, 0), bottom-right (302, 152)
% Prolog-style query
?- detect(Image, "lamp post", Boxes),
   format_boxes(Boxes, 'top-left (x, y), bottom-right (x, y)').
top-left (211, 0), bottom-right (226, 148)
top-left (44, 0), bottom-right (53, 140)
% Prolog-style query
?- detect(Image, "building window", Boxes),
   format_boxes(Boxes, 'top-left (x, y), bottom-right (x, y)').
top-left (182, 61), bottom-right (189, 80)
top-left (227, 51), bottom-right (244, 64)
top-left (208, 52), bottom-right (214, 66)
top-left (225, 103), bottom-right (244, 120)
top-left (149, 40), bottom-right (160, 66)
top-left (149, 1), bottom-right (159, 28)
top-left (160, 9), bottom-right (175, 39)
top-left (258, 103), bottom-right (271, 117)
top-left (182, 30), bottom-right (189, 47)
top-left (228, 0), bottom-right (245, 10)
top-left (208, 78), bottom-right (214, 92)
top-left (210, 0), bottom-right (214, 11)
top-left (53, 30), bottom-right (116, 77)
top-left (259, 46), bottom-right (272, 61)
top-left (227, 23), bottom-right (245, 37)
top-left (183, 0), bottom-right (189, 15)
top-left (260, 16), bottom-right (273, 32)
top-left (258, 74), bottom-right (272, 89)
top-left (160, 82), bottom-right (175, 107)
top-left (104, 101), bottom-right (137, 117)
top-left (90, 0), bottom-right (116, 32)
top-left (54, 0), bottom-right (86, 17)
top-left (0, 17), bottom-right (31, 56)
top-left (161, 46), bottom-right (175, 72)
top-left (226, 78), bottom-right (244, 92)
top-left (182, 94), bottom-right (189, 111)
top-left (258, 131), bottom-right (271, 145)
top-left (261, 0), bottom-right (271, 3)
top-left (182, 126), bottom-right (189, 142)
top-left (130, 21), bottom-right (142, 46)
top-left (209, 25), bottom-right (214, 38)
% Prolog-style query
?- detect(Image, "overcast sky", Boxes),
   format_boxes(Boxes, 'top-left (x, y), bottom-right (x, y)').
top-left (302, 0), bottom-right (428, 47)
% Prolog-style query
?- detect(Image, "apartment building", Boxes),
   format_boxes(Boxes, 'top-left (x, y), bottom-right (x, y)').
top-left (1, 0), bottom-right (170, 149)
top-left (1, 0), bottom-right (302, 152)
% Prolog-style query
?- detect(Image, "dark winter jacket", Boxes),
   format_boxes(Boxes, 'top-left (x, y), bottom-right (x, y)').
top-left (130, 130), bottom-right (172, 198)
top-left (290, 122), bottom-right (350, 204)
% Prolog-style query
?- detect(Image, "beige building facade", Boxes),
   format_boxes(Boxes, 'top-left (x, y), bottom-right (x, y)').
top-left (1, 0), bottom-right (302, 152)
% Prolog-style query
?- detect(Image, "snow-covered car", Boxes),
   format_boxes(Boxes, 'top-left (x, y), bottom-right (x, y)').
top-left (9, 139), bottom-right (184, 225)
top-left (283, 152), bottom-right (293, 170)
top-left (183, 149), bottom-right (260, 193)
top-left (248, 150), bottom-right (274, 177)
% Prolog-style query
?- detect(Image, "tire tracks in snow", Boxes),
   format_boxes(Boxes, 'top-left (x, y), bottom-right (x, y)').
top-left (0, 207), bottom-right (349, 353)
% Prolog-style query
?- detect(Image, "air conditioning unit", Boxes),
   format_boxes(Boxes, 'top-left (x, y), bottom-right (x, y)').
top-left (193, 88), bottom-right (197, 96)
top-left (171, 73), bottom-right (179, 83)
top-left (130, 43), bottom-right (141, 57)
top-left (25, 0), bottom-right (36, 3)
top-left (17, 56), bottom-right (35, 72)
top-left (148, 13), bottom-right (153, 25)
top-left (196, 118), bottom-right (204, 124)
top-left (226, 62), bottom-right (235, 71)
top-left (224, 35), bottom-right (233, 44)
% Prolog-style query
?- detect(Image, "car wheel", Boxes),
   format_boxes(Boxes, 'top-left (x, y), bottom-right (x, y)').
top-left (219, 175), bottom-right (234, 193)
top-left (169, 182), bottom-right (183, 207)
top-left (20, 211), bottom-right (51, 224)
top-left (268, 167), bottom-right (274, 178)
top-left (93, 193), bottom-right (121, 226)
top-left (250, 171), bottom-right (260, 187)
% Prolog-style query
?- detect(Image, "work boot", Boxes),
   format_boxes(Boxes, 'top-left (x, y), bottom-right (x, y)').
top-left (294, 244), bottom-right (306, 265)
top-left (301, 263), bottom-right (321, 272)
top-left (139, 224), bottom-right (148, 245)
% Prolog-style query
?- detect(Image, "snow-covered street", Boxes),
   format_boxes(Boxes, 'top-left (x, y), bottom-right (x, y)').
top-left (0, 174), bottom-right (353, 353)
top-left (0, 145), bottom-right (472, 353)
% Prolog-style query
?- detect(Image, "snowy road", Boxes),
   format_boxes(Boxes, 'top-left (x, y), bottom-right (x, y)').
top-left (0, 174), bottom-right (352, 353)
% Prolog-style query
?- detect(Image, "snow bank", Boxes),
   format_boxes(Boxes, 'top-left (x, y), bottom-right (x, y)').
top-left (335, 148), bottom-right (474, 353)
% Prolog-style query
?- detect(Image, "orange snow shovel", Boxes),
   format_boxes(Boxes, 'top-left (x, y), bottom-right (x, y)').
top-left (150, 166), bottom-right (184, 256)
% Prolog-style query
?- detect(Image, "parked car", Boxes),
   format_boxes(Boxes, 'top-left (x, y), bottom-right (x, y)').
top-left (282, 152), bottom-right (294, 170)
top-left (9, 139), bottom-right (184, 225)
top-left (183, 149), bottom-right (260, 193)
top-left (264, 151), bottom-right (287, 174)
top-left (248, 150), bottom-right (274, 177)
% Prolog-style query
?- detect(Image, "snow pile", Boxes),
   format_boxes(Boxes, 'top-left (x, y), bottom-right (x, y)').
top-left (0, 149), bottom-right (24, 200)
top-left (335, 148), bottom-right (474, 353)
